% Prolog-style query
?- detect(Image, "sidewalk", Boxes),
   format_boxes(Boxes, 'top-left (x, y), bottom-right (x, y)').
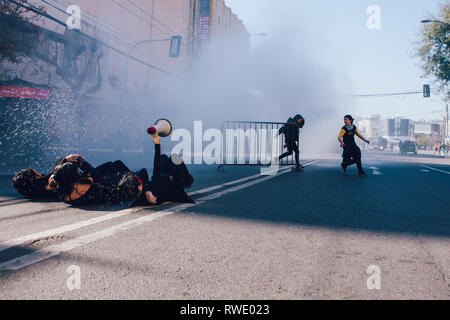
top-left (417, 149), bottom-right (449, 157)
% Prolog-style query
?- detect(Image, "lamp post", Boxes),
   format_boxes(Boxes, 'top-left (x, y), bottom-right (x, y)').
top-left (420, 19), bottom-right (450, 26)
top-left (123, 37), bottom-right (181, 97)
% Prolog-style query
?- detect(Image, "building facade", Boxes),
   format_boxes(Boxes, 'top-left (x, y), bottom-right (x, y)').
top-left (0, 0), bottom-right (249, 170)
top-left (382, 118), bottom-right (415, 142)
top-left (4, 0), bottom-right (249, 98)
top-left (357, 115), bottom-right (381, 139)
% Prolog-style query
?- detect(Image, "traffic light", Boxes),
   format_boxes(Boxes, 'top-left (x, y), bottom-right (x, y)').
top-left (169, 36), bottom-right (181, 58)
top-left (423, 84), bottom-right (431, 98)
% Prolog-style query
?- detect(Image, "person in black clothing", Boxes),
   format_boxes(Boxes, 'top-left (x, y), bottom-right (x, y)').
top-left (337, 115), bottom-right (370, 177)
top-left (49, 157), bottom-right (142, 206)
top-left (12, 154), bottom-right (83, 199)
top-left (12, 153), bottom-right (148, 200)
top-left (95, 160), bottom-right (141, 186)
top-left (132, 134), bottom-right (195, 206)
top-left (278, 114), bottom-right (305, 171)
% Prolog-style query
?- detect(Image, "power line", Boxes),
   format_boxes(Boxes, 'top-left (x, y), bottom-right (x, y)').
top-left (345, 89), bottom-right (446, 98)
top-left (391, 109), bottom-right (446, 118)
top-left (42, 0), bottom-right (189, 69)
top-left (347, 91), bottom-right (422, 97)
top-left (108, 0), bottom-right (189, 50)
top-left (38, 0), bottom-right (183, 72)
top-left (7, 0), bottom-right (179, 77)
top-left (109, 0), bottom-right (172, 37)
top-left (125, 0), bottom-right (176, 34)
top-left (33, 0), bottom-right (182, 73)
top-left (124, 0), bottom-right (190, 49)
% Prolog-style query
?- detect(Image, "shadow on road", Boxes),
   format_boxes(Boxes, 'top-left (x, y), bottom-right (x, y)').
top-left (1, 160), bottom-right (449, 241)
top-left (188, 161), bottom-right (450, 238)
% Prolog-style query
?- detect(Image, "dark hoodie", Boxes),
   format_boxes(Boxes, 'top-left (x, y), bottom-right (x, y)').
top-left (279, 117), bottom-right (301, 150)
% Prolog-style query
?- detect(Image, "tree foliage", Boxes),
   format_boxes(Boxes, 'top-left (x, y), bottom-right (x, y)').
top-left (416, 134), bottom-right (434, 147)
top-left (0, 0), bottom-right (45, 64)
top-left (416, 4), bottom-right (450, 91)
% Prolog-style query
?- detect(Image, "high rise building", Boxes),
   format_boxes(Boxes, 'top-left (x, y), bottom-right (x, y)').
top-left (356, 115), bottom-right (381, 139)
top-left (383, 118), bottom-right (415, 142)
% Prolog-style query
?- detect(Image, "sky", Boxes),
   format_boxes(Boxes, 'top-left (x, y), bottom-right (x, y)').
top-left (224, 0), bottom-right (448, 121)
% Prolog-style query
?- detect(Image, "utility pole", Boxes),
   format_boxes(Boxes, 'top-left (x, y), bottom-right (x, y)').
top-left (190, 0), bottom-right (197, 67)
top-left (446, 103), bottom-right (449, 142)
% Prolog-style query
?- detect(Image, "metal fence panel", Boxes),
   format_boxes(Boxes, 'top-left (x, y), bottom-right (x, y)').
top-left (218, 121), bottom-right (297, 169)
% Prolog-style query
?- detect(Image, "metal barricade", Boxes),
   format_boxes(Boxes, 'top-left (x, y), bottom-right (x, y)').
top-left (218, 121), bottom-right (297, 171)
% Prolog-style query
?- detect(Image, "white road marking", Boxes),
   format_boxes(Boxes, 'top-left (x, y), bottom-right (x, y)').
top-left (198, 160), bottom-right (320, 201)
top-left (0, 199), bottom-right (31, 207)
top-left (0, 208), bottom-right (134, 253)
top-left (369, 167), bottom-right (382, 175)
top-left (0, 161), bottom-right (320, 272)
top-left (188, 159), bottom-right (317, 196)
top-left (0, 204), bottom-right (193, 272)
top-left (420, 165), bottom-right (450, 175)
top-left (0, 161), bottom-right (316, 254)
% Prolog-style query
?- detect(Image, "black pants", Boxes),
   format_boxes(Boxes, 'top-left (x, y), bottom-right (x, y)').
top-left (159, 155), bottom-right (192, 188)
top-left (342, 145), bottom-right (364, 173)
top-left (95, 160), bottom-right (131, 186)
top-left (279, 145), bottom-right (300, 166)
top-left (97, 160), bottom-right (150, 187)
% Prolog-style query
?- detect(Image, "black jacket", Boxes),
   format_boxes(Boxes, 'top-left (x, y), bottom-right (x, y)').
top-left (279, 118), bottom-right (299, 149)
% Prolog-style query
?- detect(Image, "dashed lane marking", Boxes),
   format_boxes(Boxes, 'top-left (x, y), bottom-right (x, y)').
top-left (420, 165), bottom-right (450, 175)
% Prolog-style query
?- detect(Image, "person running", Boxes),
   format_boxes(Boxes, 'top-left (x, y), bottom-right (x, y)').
top-left (338, 115), bottom-right (370, 177)
top-left (278, 114), bottom-right (305, 171)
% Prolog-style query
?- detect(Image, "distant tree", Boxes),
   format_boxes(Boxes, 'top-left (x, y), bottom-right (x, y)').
top-left (416, 134), bottom-right (434, 148)
top-left (416, 4), bottom-right (449, 94)
top-left (0, 0), bottom-right (46, 65)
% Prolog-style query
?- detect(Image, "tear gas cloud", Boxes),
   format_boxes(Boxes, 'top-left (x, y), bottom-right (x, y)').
top-left (152, 32), bottom-right (344, 159)
top-left (1, 7), bottom-right (348, 172)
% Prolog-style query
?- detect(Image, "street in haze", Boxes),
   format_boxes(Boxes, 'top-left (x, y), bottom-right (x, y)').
top-left (1, 0), bottom-right (449, 302)
top-left (0, 152), bottom-right (448, 299)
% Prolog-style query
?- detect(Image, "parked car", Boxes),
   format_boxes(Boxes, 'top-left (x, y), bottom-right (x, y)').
top-left (369, 137), bottom-right (388, 151)
top-left (399, 140), bottom-right (417, 155)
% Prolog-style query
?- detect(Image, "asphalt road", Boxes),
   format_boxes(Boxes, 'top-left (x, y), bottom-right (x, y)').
top-left (0, 152), bottom-right (449, 300)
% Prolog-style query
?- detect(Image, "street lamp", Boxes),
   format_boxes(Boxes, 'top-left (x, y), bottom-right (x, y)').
top-left (122, 36), bottom-right (181, 101)
top-left (420, 19), bottom-right (450, 26)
